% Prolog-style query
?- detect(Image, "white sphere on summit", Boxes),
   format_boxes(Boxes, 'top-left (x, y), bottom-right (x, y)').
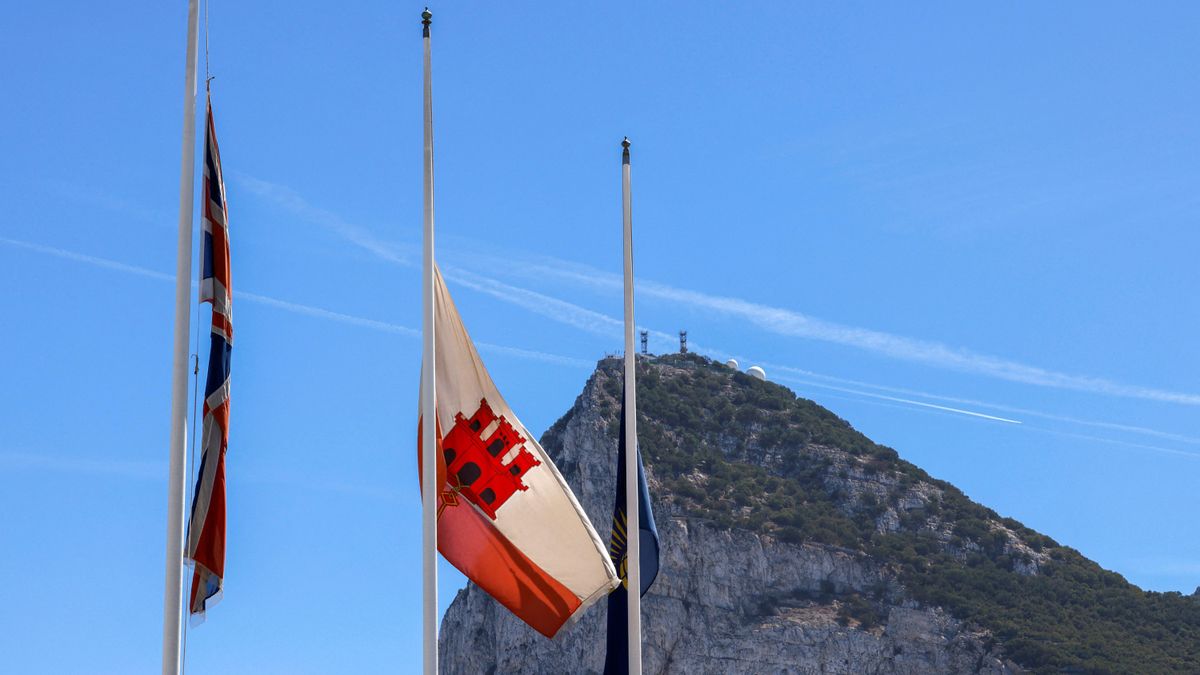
top-left (747, 366), bottom-right (767, 381)
top-left (726, 359), bottom-right (739, 369)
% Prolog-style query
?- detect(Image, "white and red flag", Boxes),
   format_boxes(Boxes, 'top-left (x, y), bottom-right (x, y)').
top-left (419, 266), bottom-right (618, 638)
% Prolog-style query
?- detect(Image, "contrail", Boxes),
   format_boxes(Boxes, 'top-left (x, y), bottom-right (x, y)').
top-left (443, 267), bottom-right (623, 338)
top-left (470, 343), bottom-right (592, 369)
top-left (442, 266), bottom-right (691, 356)
top-left (235, 174), bottom-right (415, 266)
top-left (234, 178), bottom-right (1200, 437)
top-left (235, 177), bottom-right (720, 356)
top-left (801, 388), bottom-right (1021, 426)
top-left (438, 254), bottom-right (1195, 434)
top-left (789, 388), bottom-right (1200, 461)
top-left (0, 237), bottom-right (588, 369)
top-left (2, 234), bottom-right (998, 424)
top-left (242, 176), bottom-right (1200, 407)
top-left (767, 363), bottom-right (1200, 447)
top-left (437, 259), bottom-right (1200, 447)
top-left (641, 278), bottom-right (1200, 407)
top-left (235, 289), bottom-right (420, 337)
top-left (1, 237), bottom-right (174, 282)
top-left (234, 176), bottom-right (669, 349)
top-left (7, 235), bottom-right (1197, 460)
top-left (0, 449), bottom-right (417, 493)
top-left (0, 450), bottom-right (164, 479)
top-left (444, 248), bottom-right (1200, 407)
top-left (772, 375), bottom-right (1022, 424)
top-left (46, 178), bottom-right (1194, 431)
top-left (1023, 427), bottom-right (1200, 461)
top-left (772, 376), bottom-right (1200, 460)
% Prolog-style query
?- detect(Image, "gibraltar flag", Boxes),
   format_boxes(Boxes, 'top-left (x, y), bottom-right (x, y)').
top-left (419, 266), bottom-right (619, 638)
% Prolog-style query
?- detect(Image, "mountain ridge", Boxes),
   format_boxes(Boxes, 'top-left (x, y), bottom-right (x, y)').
top-left (440, 353), bottom-right (1200, 674)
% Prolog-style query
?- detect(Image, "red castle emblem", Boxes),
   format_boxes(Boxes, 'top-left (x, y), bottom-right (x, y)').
top-left (441, 398), bottom-right (541, 520)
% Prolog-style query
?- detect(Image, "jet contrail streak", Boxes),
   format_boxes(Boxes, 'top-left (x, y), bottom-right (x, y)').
top-left (1023, 427), bottom-right (1200, 461)
top-left (10, 234), bottom-right (1194, 459)
top-left (773, 375), bottom-right (1022, 424)
top-left (0, 237), bottom-right (588, 369)
top-left (767, 363), bottom-right (1200, 447)
top-left (1, 237), bottom-right (174, 282)
top-left (440, 246), bottom-right (1200, 407)
top-left (0, 450), bottom-right (164, 479)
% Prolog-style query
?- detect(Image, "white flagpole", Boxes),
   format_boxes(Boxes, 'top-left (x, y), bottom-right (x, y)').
top-left (162, 0), bottom-right (200, 673)
top-left (621, 137), bottom-right (642, 675)
top-left (420, 8), bottom-right (439, 675)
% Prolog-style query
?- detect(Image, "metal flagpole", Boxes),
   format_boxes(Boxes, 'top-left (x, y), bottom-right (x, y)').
top-left (420, 8), bottom-right (439, 675)
top-left (621, 137), bottom-right (642, 675)
top-left (163, 0), bottom-right (201, 673)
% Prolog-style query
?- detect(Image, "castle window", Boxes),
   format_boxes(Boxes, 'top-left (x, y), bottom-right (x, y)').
top-left (457, 462), bottom-right (481, 487)
top-left (486, 438), bottom-right (505, 457)
top-left (480, 488), bottom-right (496, 504)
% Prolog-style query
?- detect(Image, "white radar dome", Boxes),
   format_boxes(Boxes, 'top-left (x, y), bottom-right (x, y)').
top-left (747, 366), bottom-right (767, 381)
top-left (725, 359), bottom-right (739, 369)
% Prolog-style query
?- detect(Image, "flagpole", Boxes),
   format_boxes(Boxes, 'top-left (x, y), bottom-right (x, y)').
top-left (420, 8), bottom-right (439, 675)
top-left (163, 0), bottom-right (201, 673)
top-left (621, 137), bottom-right (642, 675)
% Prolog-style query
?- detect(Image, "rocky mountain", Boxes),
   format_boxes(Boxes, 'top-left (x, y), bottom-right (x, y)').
top-left (439, 354), bottom-right (1200, 674)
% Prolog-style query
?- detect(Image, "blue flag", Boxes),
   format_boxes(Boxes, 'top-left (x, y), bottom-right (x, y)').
top-left (604, 393), bottom-right (660, 674)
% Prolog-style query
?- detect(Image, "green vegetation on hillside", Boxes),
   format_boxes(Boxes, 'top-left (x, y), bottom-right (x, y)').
top-left (599, 353), bottom-right (1200, 674)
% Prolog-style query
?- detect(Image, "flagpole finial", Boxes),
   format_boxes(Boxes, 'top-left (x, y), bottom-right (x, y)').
top-left (422, 8), bottom-right (432, 35)
top-left (622, 137), bottom-right (631, 163)
top-left (622, 137), bottom-right (630, 150)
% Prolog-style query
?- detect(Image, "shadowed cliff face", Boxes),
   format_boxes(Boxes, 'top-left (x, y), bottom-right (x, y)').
top-left (440, 354), bottom-right (1200, 675)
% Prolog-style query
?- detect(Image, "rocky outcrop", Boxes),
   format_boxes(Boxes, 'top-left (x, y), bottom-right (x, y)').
top-left (441, 515), bottom-right (1017, 674)
top-left (440, 356), bottom-right (1021, 674)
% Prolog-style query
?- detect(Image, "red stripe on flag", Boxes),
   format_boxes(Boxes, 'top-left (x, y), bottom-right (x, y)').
top-left (204, 205), bottom-right (231, 289)
top-left (210, 313), bottom-right (233, 339)
top-left (189, 449), bottom-right (226, 606)
top-left (437, 493), bottom-right (582, 638)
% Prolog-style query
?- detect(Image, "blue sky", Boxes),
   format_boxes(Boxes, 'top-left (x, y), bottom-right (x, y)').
top-left (2, 2), bottom-right (1199, 672)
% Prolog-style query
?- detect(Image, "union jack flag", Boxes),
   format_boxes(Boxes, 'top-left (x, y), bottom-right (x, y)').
top-left (186, 93), bottom-right (232, 620)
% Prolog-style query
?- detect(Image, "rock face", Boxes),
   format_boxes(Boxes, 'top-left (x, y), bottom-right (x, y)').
top-left (440, 355), bottom-right (1019, 674)
top-left (441, 354), bottom-right (1200, 673)
top-left (441, 519), bottom-right (1014, 675)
